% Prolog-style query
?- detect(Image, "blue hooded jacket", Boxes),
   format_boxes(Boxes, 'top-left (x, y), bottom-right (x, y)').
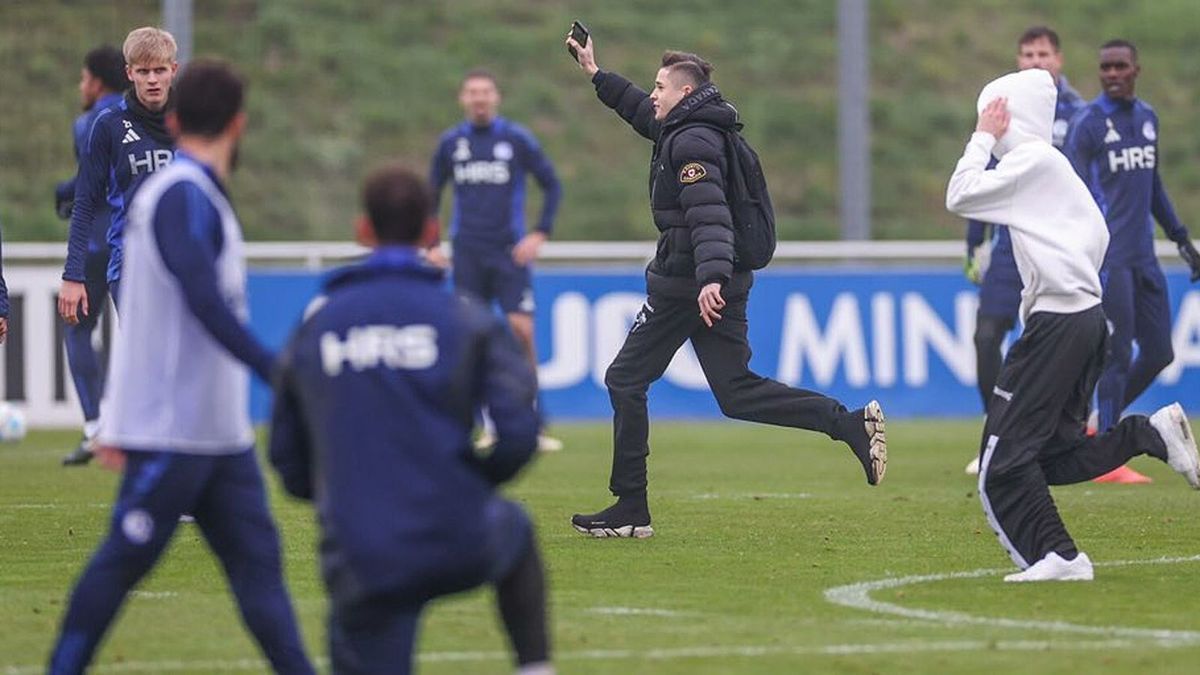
top-left (269, 247), bottom-right (539, 603)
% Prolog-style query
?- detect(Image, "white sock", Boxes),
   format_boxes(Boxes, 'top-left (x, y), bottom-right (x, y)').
top-left (83, 420), bottom-right (100, 440)
top-left (517, 662), bottom-right (554, 675)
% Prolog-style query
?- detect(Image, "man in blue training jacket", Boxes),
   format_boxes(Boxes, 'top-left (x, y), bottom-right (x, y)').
top-left (963, 26), bottom-right (1086, 476)
top-left (430, 69), bottom-right (564, 452)
top-left (270, 164), bottom-right (553, 674)
top-left (57, 45), bottom-right (127, 466)
top-left (1064, 39), bottom-right (1200, 474)
top-left (57, 27), bottom-right (178, 332)
top-left (47, 60), bottom-right (315, 674)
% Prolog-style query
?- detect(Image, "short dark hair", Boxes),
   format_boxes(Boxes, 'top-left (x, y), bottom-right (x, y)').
top-left (460, 68), bottom-right (499, 89)
top-left (362, 163), bottom-right (432, 244)
top-left (1018, 26), bottom-right (1060, 51)
top-left (173, 59), bottom-right (245, 137)
top-left (661, 50), bottom-right (713, 87)
top-left (85, 45), bottom-right (127, 92)
top-left (1101, 38), bottom-right (1138, 62)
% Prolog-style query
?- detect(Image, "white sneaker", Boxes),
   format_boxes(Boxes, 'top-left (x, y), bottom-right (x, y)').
top-left (1003, 552), bottom-right (1093, 582)
top-left (475, 432), bottom-right (564, 453)
top-left (1149, 402), bottom-right (1200, 489)
top-left (474, 432), bottom-right (495, 451)
top-left (537, 434), bottom-right (564, 452)
top-left (965, 456), bottom-right (980, 475)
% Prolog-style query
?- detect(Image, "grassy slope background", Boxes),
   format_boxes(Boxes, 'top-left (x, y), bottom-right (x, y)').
top-left (1, 0), bottom-right (1198, 243)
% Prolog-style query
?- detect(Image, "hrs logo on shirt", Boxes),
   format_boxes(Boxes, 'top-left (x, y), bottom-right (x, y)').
top-left (1107, 145), bottom-right (1156, 173)
top-left (320, 324), bottom-right (439, 376)
top-left (128, 149), bottom-right (174, 176)
top-left (454, 161), bottom-right (510, 185)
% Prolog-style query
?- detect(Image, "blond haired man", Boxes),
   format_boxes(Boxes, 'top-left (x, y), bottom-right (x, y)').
top-left (58, 27), bottom-right (179, 465)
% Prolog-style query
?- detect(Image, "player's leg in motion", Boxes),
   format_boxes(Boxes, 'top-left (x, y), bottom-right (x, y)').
top-left (1096, 266), bottom-right (1135, 431)
top-left (974, 306), bottom-right (1166, 581)
top-left (973, 311), bottom-right (1016, 411)
top-left (486, 500), bottom-right (551, 671)
top-left (690, 291), bottom-right (886, 486)
top-left (1122, 265), bottom-right (1175, 408)
top-left (1092, 266), bottom-right (1154, 483)
top-left (191, 449), bottom-right (314, 673)
top-left (977, 311), bottom-right (1099, 579)
top-left (61, 257), bottom-right (110, 466)
top-left (498, 259), bottom-right (562, 452)
top-left (47, 452), bottom-right (207, 673)
top-left (572, 296), bottom-right (695, 537)
top-left (328, 594), bottom-right (422, 675)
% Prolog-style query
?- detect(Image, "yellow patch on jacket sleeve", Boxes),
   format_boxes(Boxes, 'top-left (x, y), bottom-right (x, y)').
top-left (679, 162), bottom-right (707, 184)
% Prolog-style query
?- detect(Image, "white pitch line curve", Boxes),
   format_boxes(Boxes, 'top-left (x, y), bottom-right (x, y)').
top-left (0, 638), bottom-right (1182, 673)
top-left (824, 554), bottom-right (1200, 644)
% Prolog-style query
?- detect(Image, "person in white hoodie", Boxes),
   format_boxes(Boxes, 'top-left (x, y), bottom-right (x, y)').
top-left (946, 68), bottom-right (1200, 582)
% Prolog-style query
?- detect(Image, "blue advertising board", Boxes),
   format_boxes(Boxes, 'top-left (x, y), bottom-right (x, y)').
top-left (247, 265), bottom-right (1200, 421)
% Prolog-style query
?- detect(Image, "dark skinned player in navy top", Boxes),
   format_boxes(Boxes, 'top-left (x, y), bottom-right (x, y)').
top-left (962, 26), bottom-right (1085, 476)
top-left (57, 28), bottom-right (178, 337)
top-left (56, 45), bottom-right (127, 467)
top-left (1064, 39), bottom-right (1200, 475)
top-left (430, 69), bottom-right (564, 452)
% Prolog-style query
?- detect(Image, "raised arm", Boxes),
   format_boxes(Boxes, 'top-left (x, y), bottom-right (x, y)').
top-left (567, 29), bottom-right (659, 140)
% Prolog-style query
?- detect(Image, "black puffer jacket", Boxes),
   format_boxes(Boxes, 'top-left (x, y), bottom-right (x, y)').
top-left (593, 70), bottom-right (751, 298)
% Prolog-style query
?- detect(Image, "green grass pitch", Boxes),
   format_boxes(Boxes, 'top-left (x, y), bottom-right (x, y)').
top-left (3, 420), bottom-right (1200, 674)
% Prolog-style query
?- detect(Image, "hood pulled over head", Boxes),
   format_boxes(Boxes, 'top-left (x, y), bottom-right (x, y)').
top-left (976, 69), bottom-right (1056, 157)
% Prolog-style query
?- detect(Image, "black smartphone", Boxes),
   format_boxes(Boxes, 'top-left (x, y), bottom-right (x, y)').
top-left (567, 20), bottom-right (589, 62)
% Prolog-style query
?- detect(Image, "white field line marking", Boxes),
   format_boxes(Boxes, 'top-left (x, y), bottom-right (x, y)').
top-left (10, 557), bottom-right (1199, 673)
top-left (2, 637), bottom-right (1180, 673)
top-left (824, 554), bottom-right (1200, 644)
top-left (585, 606), bottom-right (696, 617)
top-left (689, 492), bottom-right (812, 500)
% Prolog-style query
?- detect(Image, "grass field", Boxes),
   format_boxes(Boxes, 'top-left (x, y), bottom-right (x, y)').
top-left (3, 420), bottom-right (1200, 673)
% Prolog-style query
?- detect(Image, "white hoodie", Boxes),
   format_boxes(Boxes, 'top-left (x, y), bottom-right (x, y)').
top-left (946, 69), bottom-right (1109, 322)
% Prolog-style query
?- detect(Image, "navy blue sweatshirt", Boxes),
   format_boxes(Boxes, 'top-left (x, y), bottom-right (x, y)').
top-left (268, 247), bottom-right (539, 604)
top-left (65, 95), bottom-right (174, 283)
top-left (56, 91), bottom-right (123, 257)
top-left (1064, 93), bottom-right (1190, 268)
top-left (430, 116), bottom-right (561, 250)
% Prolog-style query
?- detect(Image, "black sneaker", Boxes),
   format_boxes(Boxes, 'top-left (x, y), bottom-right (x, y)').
top-left (571, 497), bottom-right (653, 538)
top-left (61, 439), bottom-right (95, 467)
top-left (838, 400), bottom-right (887, 486)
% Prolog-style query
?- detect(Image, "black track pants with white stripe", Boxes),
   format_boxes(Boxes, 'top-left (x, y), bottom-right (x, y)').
top-left (977, 305), bottom-right (1165, 569)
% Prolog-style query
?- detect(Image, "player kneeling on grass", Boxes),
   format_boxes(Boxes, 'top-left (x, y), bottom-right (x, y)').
top-left (946, 69), bottom-right (1200, 583)
top-left (269, 164), bottom-right (553, 674)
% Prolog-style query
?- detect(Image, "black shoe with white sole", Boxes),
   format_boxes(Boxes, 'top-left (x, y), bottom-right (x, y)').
top-left (571, 497), bottom-right (653, 538)
top-left (834, 400), bottom-right (887, 486)
top-left (61, 439), bottom-right (95, 467)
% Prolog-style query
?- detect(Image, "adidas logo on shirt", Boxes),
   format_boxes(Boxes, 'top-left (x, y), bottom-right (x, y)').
top-left (1103, 118), bottom-right (1121, 144)
top-left (122, 128), bottom-right (142, 144)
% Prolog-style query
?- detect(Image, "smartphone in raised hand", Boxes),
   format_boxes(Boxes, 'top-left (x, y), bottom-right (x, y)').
top-left (567, 20), bottom-right (589, 62)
